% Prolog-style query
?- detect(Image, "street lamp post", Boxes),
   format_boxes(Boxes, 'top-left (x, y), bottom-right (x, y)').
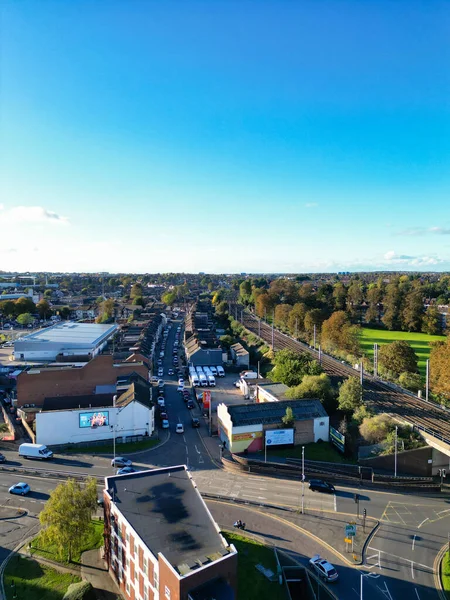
top-left (426, 359), bottom-right (430, 402)
top-left (394, 426), bottom-right (398, 478)
top-left (301, 446), bottom-right (305, 515)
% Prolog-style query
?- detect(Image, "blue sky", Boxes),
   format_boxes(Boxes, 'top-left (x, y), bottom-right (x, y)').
top-left (1, 0), bottom-right (449, 273)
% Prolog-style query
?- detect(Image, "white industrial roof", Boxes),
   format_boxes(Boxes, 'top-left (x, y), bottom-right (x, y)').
top-left (19, 322), bottom-right (117, 347)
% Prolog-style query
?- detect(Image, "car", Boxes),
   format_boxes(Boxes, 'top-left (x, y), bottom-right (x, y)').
top-left (158, 369), bottom-right (164, 376)
top-left (309, 555), bottom-right (339, 582)
top-left (182, 389), bottom-right (190, 396)
top-left (151, 376), bottom-right (159, 383)
top-left (309, 480), bottom-right (335, 494)
top-left (111, 457), bottom-right (132, 467)
top-left (117, 466), bottom-right (136, 475)
top-left (178, 378), bottom-right (184, 384)
top-left (159, 411), bottom-right (168, 421)
top-left (158, 379), bottom-right (164, 387)
top-left (157, 359), bottom-right (163, 366)
top-left (97, 497), bottom-right (105, 507)
top-left (0, 453), bottom-right (6, 463)
top-left (9, 482), bottom-right (30, 496)
top-left (161, 419), bottom-right (170, 429)
top-left (186, 400), bottom-right (194, 409)
top-left (192, 418), bottom-right (200, 428)
top-left (177, 385), bottom-right (184, 392)
top-left (157, 397), bottom-right (165, 407)
top-left (168, 368), bottom-right (174, 375)
top-left (176, 423), bottom-right (184, 434)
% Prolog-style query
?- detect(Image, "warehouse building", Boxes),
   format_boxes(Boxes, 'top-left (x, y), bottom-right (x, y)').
top-left (103, 466), bottom-right (237, 600)
top-left (217, 399), bottom-right (329, 453)
top-left (14, 322), bottom-right (118, 361)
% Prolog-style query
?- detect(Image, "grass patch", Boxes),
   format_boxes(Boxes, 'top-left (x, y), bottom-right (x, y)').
top-left (360, 327), bottom-right (445, 377)
top-left (442, 551), bottom-right (450, 598)
top-left (269, 441), bottom-right (355, 464)
top-left (223, 531), bottom-right (287, 600)
top-left (4, 555), bottom-right (81, 600)
top-left (30, 519), bottom-right (104, 565)
top-left (0, 422), bottom-right (9, 433)
top-left (64, 437), bottom-right (159, 455)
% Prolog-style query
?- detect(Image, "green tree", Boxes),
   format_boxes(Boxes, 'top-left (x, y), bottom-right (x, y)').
top-left (321, 311), bottom-right (360, 354)
top-left (220, 335), bottom-right (236, 349)
top-left (281, 406), bottom-right (294, 427)
top-left (398, 371), bottom-right (423, 393)
top-left (17, 312), bottom-right (34, 327)
top-left (337, 377), bottom-right (362, 413)
top-left (269, 349), bottom-right (322, 387)
top-left (422, 306), bottom-right (442, 335)
top-left (59, 306), bottom-right (71, 320)
top-left (274, 304), bottom-right (292, 329)
top-left (44, 289), bottom-right (53, 299)
top-left (288, 303), bottom-right (307, 336)
top-left (132, 296), bottom-right (145, 307)
top-left (215, 300), bottom-right (228, 316)
top-left (161, 291), bottom-right (177, 306)
top-left (0, 300), bottom-right (16, 318)
top-left (359, 414), bottom-right (393, 444)
top-left (430, 338), bottom-right (450, 398)
top-left (130, 283), bottom-right (143, 299)
top-left (239, 280), bottom-right (252, 305)
top-left (39, 478), bottom-right (98, 562)
top-left (36, 299), bottom-right (52, 319)
top-left (401, 290), bottom-right (424, 332)
top-left (96, 299), bottom-right (115, 323)
top-left (304, 308), bottom-right (323, 337)
top-left (286, 373), bottom-right (333, 403)
top-left (14, 296), bottom-right (36, 315)
top-left (382, 282), bottom-right (402, 330)
top-left (333, 282), bottom-right (347, 311)
top-left (378, 340), bottom-right (418, 378)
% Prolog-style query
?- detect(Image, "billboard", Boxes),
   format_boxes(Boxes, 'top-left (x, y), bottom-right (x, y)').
top-left (330, 426), bottom-right (345, 453)
top-left (79, 411), bottom-right (110, 429)
top-left (203, 390), bottom-right (211, 409)
top-left (265, 429), bottom-right (294, 446)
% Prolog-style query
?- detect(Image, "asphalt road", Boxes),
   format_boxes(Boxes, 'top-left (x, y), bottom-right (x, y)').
top-left (0, 318), bottom-right (449, 599)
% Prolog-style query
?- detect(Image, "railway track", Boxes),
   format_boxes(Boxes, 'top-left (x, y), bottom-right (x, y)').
top-left (241, 310), bottom-right (450, 446)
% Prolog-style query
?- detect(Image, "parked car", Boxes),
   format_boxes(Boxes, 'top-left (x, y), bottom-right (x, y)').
top-left (111, 457), bottom-right (132, 468)
top-left (176, 423), bottom-right (184, 434)
top-left (168, 368), bottom-right (174, 375)
top-left (159, 411), bottom-right (168, 421)
top-left (117, 466), bottom-right (136, 475)
top-left (186, 400), bottom-right (194, 409)
top-left (0, 453), bottom-right (6, 463)
top-left (309, 555), bottom-right (339, 582)
top-left (309, 480), bottom-right (335, 494)
top-left (178, 378), bottom-right (184, 385)
top-left (161, 419), bottom-right (170, 429)
top-left (177, 385), bottom-right (184, 392)
top-left (191, 418), bottom-right (200, 428)
top-left (157, 398), bottom-right (165, 407)
top-left (9, 482), bottom-right (30, 496)
top-left (151, 376), bottom-right (159, 383)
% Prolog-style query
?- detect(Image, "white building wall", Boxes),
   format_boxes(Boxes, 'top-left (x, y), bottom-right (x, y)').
top-left (36, 402), bottom-right (154, 446)
top-left (313, 416), bottom-right (329, 442)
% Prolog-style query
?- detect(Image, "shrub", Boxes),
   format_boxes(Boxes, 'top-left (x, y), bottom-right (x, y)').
top-left (398, 371), bottom-right (423, 393)
top-left (359, 414), bottom-right (393, 444)
top-left (63, 581), bottom-right (96, 600)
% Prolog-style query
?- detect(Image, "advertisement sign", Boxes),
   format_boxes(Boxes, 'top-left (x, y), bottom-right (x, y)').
top-left (330, 426), bottom-right (345, 453)
top-left (203, 390), bottom-right (211, 409)
top-left (265, 429), bottom-right (294, 446)
top-left (79, 411), bottom-right (109, 428)
top-left (232, 431), bottom-right (262, 442)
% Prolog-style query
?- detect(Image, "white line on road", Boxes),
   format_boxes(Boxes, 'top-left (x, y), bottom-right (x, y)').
top-left (411, 560), bottom-right (414, 580)
top-left (367, 547), bottom-right (433, 572)
top-left (194, 445), bottom-right (201, 455)
top-left (415, 588), bottom-right (421, 600)
top-left (412, 535), bottom-right (416, 550)
top-left (334, 494), bottom-right (337, 512)
top-left (418, 517), bottom-right (429, 529)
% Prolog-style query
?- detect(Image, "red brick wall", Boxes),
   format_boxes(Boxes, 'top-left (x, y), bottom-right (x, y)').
top-left (16, 354), bottom-right (149, 407)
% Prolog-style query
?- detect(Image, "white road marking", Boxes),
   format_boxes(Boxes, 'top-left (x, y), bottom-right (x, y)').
top-left (334, 494), bottom-right (337, 512)
top-left (415, 588), bottom-right (421, 600)
top-left (418, 517), bottom-right (429, 528)
top-left (377, 582), bottom-right (394, 600)
top-left (367, 547), bottom-right (433, 572)
top-left (412, 534), bottom-right (416, 550)
top-left (411, 560), bottom-right (415, 580)
top-left (194, 445), bottom-right (201, 455)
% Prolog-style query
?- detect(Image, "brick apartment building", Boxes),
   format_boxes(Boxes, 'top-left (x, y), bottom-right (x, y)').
top-left (103, 466), bottom-right (237, 600)
top-left (16, 354), bottom-right (150, 408)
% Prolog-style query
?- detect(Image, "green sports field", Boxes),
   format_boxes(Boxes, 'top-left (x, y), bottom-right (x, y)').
top-left (360, 327), bottom-right (446, 377)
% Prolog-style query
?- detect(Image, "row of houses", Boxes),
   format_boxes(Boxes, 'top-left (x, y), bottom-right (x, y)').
top-left (184, 300), bottom-right (224, 367)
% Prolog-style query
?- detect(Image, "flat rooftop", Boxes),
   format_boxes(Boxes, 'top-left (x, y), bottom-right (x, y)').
top-left (227, 399), bottom-right (328, 426)
top-left (15, 322), bottom-right (117, 347)
top-left (106, 466), bottom-right (230, 575)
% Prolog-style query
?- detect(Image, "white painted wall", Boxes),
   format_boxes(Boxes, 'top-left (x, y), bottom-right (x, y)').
top-left (313, 416), bottom-right (329, 442)
top-left (36, 401), bottom-right (155, 446)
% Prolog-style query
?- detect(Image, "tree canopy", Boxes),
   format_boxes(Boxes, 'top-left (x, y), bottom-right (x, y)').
top-left (337, 377), bottom-right (362, 413)
top-left (269, 348), bottom-right (322, 387)
top-left (430, 338), bottom-right (450, 398)
top-left (378, 340), bottom-right (418, 377)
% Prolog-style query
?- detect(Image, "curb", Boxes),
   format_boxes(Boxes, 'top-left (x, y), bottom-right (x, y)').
top-left (0, 532), bottom-right (38, 600)
top-left (434, 544), bottom-right (448, 600)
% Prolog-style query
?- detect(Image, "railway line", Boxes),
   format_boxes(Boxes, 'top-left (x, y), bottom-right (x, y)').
top-left (241, 310), bottom-right (450, 447)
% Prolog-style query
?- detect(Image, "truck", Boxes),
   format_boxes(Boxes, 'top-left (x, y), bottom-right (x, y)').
top-left (19, 443), bottom-right (53, 460)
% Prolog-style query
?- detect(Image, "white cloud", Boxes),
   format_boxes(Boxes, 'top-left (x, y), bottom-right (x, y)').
top-left (305, 202), bottom-right (319, 208)
top-left (429, 227), bottom-right (450, 235)
top-left (383, 250), bottom-right (443, 266)
top-left (397, 226), bottom-right (450, 236)
top-left (0, 205), bottom-right (69, 225)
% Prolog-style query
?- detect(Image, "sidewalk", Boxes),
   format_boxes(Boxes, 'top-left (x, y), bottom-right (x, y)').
top-left (195, 421), bottom-right (223, 466)
top-left (81, 549), bottom-right (122, 600)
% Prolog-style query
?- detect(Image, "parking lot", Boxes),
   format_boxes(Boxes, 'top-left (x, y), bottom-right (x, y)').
top-left (194, 372), bottom-right (251, 429)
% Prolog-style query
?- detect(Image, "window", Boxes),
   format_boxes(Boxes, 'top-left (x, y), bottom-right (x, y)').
top-left (143, 561), bottom-right (148, 576)
top-left (144, 590), bottom-right (148, 600)
top-left (126, 582), bottom-right (130, 594)
top-left (126, 532), bottom-right (130, 544)
top-left (154, 571), bottom-right (159, 591)
top-left (165, 585), bottom-right (171, 599)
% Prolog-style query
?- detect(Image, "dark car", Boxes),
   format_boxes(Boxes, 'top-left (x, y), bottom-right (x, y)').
top-left (309, 479), bottom-right (335, 494)
top-left (186, 400), bottom-right (195, 410)
top-left (0, 453), bottom-right (6, 463)
top-left (192, 418), bottom-right (200, 428)
top-left (159, 411), bottom-right (168, 421)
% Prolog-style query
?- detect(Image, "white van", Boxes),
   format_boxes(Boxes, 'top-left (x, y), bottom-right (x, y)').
top-left (19, 443), bottom-right (53, 460)
top-left (216, 366), bottom-right (225, 377)
top-left (207, 374), bottom-right (216, 387)
top-left (191, 374), bottom-right (200, 387)
top-left (209, 366), bottom-right (218, 376)
top-left (195, 366), bottom-right (204, 376)
top-left (198, 372), bottom-right (208, 387)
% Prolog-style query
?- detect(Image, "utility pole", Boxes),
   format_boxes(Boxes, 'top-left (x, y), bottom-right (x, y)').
top-left (318, 345), bottom-right (322, 365)
top-left (257, 360), bottom-right (260, 379)
top-left (313, 324), bottom-right (316, 350)
top-left (301, 446), bottom-right (305, 515)
top-left (373, 343), bottom-right (378, 378)
top-left (439, 468), bottom-right (446, 490)
top-left (426, 359), bottom-right (430, 402)
top-left (394, 426), bottom-right (398, 477)
top-left (265, 434), bottom-right (267, 463)
top-left (258, 318), bottom-right (261, 338)
top-left (295, 318), bottom-right (298, 339)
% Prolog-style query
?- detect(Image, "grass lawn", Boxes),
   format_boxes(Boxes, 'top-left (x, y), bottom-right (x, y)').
top-left (442, 551), bottom-right (450, 598)
top-left (360, 327), bottom-right (445, 377)
top-left (64, 437), bottom-right (160, 455)
top-left (269, 442), bottom-right (355, 464)
top-left (223, 531), bottom-right (287, 600)
top-left (30, 519), bottom-right (104, 565)
top-left (4, 555), bottom-right (81, 600)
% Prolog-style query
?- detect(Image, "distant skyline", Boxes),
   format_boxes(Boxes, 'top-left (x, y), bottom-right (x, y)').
top-left (1, 1), bottom-right (449, 273)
